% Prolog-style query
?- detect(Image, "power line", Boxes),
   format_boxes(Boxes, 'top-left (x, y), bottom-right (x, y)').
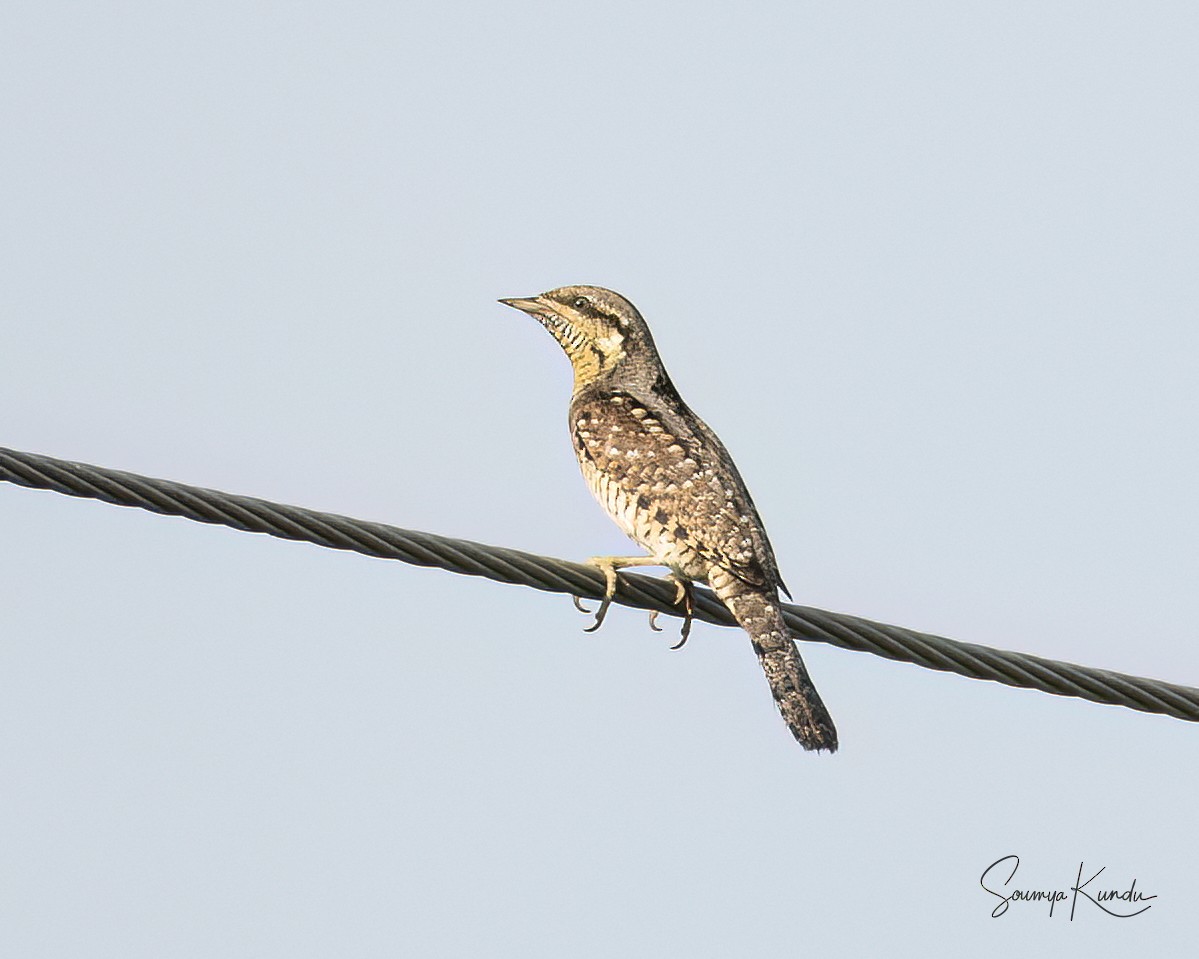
top-left (2, 445), bottom-right (1195, 724)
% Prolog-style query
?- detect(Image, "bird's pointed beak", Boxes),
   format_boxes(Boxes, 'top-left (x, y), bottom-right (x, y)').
top-left (498, 296), bottom-right (550, 316)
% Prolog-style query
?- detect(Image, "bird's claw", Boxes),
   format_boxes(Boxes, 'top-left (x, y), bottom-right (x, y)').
top-left (582, 601), bottom-right (612, 633)
top-left (644, 575), bottom-right (695, 648)
top-left (665, 575), bottom-right (695, 650)
top-left (572, 560), bottom-right (693, 647)
top-left (580, 560), bottom-right (619, 633)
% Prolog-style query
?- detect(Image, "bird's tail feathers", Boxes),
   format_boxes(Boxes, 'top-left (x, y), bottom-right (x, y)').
top-left (722, 587), bottom-right (838, 753)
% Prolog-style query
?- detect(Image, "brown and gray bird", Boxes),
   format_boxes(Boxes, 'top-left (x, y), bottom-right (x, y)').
top-left (500, 285), bottom-right (837, 752)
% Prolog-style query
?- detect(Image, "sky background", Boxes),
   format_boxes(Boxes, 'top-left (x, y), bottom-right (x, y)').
top-left (2, 2), bottom-right (1197, 955)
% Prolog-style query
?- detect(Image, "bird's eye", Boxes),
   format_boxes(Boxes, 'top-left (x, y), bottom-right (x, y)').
top-left (572, 296), bottom-right (590, 310)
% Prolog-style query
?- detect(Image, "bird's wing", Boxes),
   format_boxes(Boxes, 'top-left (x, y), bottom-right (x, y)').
top-left (570, 392), bottom-right (775, 589)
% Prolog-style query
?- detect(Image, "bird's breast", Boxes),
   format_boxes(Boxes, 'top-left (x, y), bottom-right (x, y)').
top-left (578, 454), bottom-right (709, 578)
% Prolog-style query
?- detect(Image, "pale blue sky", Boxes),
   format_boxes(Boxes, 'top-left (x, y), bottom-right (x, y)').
top-left (2, 2), bottom-right (1196, 955)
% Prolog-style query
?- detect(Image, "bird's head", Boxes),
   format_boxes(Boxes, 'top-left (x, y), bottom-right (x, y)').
top-left (500, 285), bottom-right (663, 391)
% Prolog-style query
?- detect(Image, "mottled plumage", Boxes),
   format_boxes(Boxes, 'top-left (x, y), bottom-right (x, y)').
top-left (500, 285), bottom-right (837, 752)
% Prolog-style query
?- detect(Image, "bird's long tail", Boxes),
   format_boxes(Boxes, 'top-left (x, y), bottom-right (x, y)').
top-left (720, 586), bottom-right (838, 752)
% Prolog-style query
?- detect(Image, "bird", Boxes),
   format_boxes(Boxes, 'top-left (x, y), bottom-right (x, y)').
top-left (500, 285), bottom-right (838, 752)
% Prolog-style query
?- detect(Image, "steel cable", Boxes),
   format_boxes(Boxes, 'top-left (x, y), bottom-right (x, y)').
top-left (2, 445), bottom-right (1195, 724)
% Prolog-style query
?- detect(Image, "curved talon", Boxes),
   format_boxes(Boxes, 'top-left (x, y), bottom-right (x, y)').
top-left (669, 617), bottom-right (692, 650)
top-left (581, 561), bottom-right (620, 633)
top-left (572, 595), bottom-right (592, 614)
top-left (666, 575), bottom-right (695, 650)
top-left (648, 609), bottom-right (663, 632)
top-left (582, 600), bottom-right (613, 633)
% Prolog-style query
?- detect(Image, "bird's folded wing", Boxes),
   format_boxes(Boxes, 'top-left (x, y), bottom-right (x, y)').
top-left (570, 393), bottom-right (771, 588)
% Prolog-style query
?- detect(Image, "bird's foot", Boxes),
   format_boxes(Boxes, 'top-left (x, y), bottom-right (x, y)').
top-left (581, 559), bottom-right (620, 633)
top-left (648, 574), bottom-right (695, 649)
top-left (572, 555), bottom-right (661, 633)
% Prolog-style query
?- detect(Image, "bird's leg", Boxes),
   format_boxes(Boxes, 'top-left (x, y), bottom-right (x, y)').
top-left (575, 555), bottom-right (662, 633)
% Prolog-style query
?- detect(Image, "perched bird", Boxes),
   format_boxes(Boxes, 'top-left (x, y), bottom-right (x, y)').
top-left (500, 286), bottom-right (838, 752)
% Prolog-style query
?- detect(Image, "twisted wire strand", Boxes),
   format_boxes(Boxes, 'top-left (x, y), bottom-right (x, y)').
top-left (2, 445), bottom-right (1195, 724)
